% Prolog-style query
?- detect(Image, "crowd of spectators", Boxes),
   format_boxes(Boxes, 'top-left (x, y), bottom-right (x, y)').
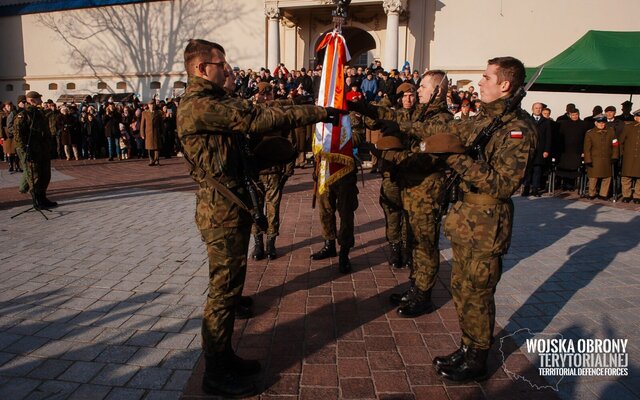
top-left (1, 96), bottom-right (179, 166)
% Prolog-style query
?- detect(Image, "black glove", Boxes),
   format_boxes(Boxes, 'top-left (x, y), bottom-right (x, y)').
top-left (374, 120), bottom-right (402, 138)
top-left (324, 107), bottom-right (347, 125)
top-left (611, 159), bottom-right (619, 165)
top-left (346, 100), bottom-right (377, 119)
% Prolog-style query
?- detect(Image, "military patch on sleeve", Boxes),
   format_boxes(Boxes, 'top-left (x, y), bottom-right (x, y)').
top-left (509, 130), bottom-right (523, 139)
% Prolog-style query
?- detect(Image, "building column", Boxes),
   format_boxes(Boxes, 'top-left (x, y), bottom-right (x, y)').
top-left (383, 0), bottom-right (406, 71)
top-left (265, 6), bottom-right (280, 71)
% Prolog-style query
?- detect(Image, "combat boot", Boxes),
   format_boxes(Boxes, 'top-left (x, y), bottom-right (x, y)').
top-left (433, 343), bottom-right (468, 369)
top-left (402, 242), bottom-right (413, 269)
top-left (252, 235), bottom-right (265, 260)
top-left (389, 283), bottom-right (416, 307)
top-left (437, 347), bottom-right (489, 382)
top-left (39, 196), bottom-right (58, 208)
top-left (235, 295), bottom-right (254, 320)
top-left (311, 239), bottom-right (336, 260)
top-left (389, 242), bottom-right (402, 268)
top-left (203, 352), bottom-right (258, 398)
top-left (338, 246), bottom-right (352, 274)
top-left (397, 287), bottom-right (435, 317)
top-left (266, 236), bottom-right (277, 260)
top-left (223, 345), bottom-right (261, 376)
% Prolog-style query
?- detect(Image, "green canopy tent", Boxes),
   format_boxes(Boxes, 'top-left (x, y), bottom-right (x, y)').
top-left (525, 30), bottom-right (640, 95)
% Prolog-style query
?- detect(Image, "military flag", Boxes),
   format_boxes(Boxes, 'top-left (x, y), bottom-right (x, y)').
top-left (313, 31), bottom-right (355, 196)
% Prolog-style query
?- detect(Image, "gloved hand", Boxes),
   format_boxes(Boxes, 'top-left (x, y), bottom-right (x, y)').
top-left (346, 100), bottom-right (377, 119)
top-left (324, 107), bottom-right (347, 125)
top-left (611, 159), bottom-right (619, 165)
top-left (374, 120), bottom-right (402, 138)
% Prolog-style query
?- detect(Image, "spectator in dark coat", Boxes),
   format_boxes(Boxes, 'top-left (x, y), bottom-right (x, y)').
top-left (522, 102), bottom-right (552, 196)
top-left (556, 109), bottom-right (590, 189)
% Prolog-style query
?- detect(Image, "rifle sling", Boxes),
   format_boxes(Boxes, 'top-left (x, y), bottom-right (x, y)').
top-left (199, 176), bottom-right (251, 213)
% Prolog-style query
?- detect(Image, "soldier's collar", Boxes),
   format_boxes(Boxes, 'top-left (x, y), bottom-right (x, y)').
top-left (186, 76), bottom-right (227, 97)
top-left (481, 97), bottom-right (509, 116)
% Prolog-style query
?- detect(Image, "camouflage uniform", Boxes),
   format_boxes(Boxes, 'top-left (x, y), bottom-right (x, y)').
top-left (317, 171), bottom-right (359, 248)
top-left (13, 105), bottom-right (52, 201)
top-left (384, 101), bottom-right (452, 292)
top-left (404, 97), bottom-right (536, 349)
top-left (177, 75), bottom-right (327, 355)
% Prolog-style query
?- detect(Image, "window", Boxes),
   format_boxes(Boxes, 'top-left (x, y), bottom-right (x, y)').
top-left (5, 84), bottom-right (13, 91)
top-left (97, 82), bottom-right (107, 90)
top-left (22, 83), bottom-right (30, 90)
top-left (66, 82), bottom-right (76, 90)
top-left (173, 81), bottom-right (186, 89)
top-left (150, 81), bottom-right (161, 89)
top-left (116, 81), bottom-right (127, 90)
top-left (49, 83), bottom-right (58, 90)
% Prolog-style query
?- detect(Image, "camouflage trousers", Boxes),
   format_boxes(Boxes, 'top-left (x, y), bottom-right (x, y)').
top-left (200, 224), bottom-right (251, 354)
top-left (318, 173), bottom-right (359, 248)
top-left (16, 148), bottom-right (51, 197)
top-left (379, 175), bottom-right (410, 245)
top-left (251, 173), bottom-right (285, 238)
top-left (450, 244), bottom-right (502, 350)
top-left (402, 175), bottom-right (442, 291)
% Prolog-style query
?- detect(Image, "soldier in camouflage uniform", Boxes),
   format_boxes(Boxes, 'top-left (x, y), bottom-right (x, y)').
top-left (176, 39), bottom-right (340, 398)
top-left (13, 91), bottom-right (57, 208)
top-left (250, 82), bottom-right (296, 260)
top-left (351, 72), bottom-right (452, 318)
top-left (399, 57), bottom-right (537, 382)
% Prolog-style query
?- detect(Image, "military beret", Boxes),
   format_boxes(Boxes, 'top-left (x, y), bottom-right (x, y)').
top-left (593, 114), bottom-right (607, 122)
top-left (632, 109), bottom-right (640, 117)
top-left (26, 91), bottom-right (42, 99)
top-left (257, 82), bottom-right (272, 94)
top-left (419, 133), bottom-right (465, 154)
top-left (396, 82), bottom-right (416, 95)
top-left (621, 100), bottom-right (633, 106)
top-left (253, 136), bottom-right (296, 168)
top-left (17, 95), bottom-right (27, 103)
top-left (604, 106), bottom-right (616, 112)
top-left (375, 136), bottom-right (404, 151)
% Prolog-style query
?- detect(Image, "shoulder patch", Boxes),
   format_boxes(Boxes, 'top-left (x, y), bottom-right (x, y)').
top-left (509, 130), bottom-right (523, 139)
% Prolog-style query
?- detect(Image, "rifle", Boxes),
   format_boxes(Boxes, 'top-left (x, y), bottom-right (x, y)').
top-left (233, 133), bottom-right (268, 232)
top-left (312, 153), bottom-right (320, 208)
top-left (434, 65), bottom-right (544, 222)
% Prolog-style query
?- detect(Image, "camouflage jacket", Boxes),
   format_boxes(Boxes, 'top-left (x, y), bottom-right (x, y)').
top-left (404, 97), bottom-right (537, 256)
top-left (13, 105), bottom-right (51, 155)
top-left (177, 75), bottom-right (327, 229)
top-left (378, 100), bottom-right (452, 185)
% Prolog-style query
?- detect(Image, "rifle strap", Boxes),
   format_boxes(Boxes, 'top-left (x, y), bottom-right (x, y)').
top-left (199, 175), bottom-right (251, 213)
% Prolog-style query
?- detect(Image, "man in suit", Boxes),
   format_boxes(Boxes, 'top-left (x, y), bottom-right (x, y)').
top-left (522, 102), bottom-right (551, 196)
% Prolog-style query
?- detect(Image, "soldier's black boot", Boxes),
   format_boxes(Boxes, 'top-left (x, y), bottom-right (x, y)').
top-left (252, 235), bottom-right (265, 260)
top-left (389, 242), bottom-right (402, 268)
top-left (397, 287), bottom-right (435, 317)
top-left (39, 196), bottom-right (58, 208)
top-left (402, 242), bottom-right (413, 269)
top-left (266, 236), bottom-right (277, 260)
top-left (437, 347), bottom-right (489, 382)
top-left (433, 343), bottom-right (468, 369)
top-left (203, 352), bottom-right (258, 398)
top-left (311, 239), bottom-right (337, 260)
top-left (338, 246), bottom-right (352, 274)
top-left (389, 283), bottom-right (416, 307)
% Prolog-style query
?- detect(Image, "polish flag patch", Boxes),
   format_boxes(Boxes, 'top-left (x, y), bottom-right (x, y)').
top-left (510, 130), bottom-right (523, 139)
top-left (612, 138), bottom-right (619, 146)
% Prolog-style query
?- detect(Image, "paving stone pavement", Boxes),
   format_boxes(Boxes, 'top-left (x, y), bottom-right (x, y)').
top-left (0, 159), bottom-right (638, 400)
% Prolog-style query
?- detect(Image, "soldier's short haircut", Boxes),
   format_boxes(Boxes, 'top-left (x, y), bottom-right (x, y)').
top-left (421, 69), bottom-right (449, 100)
top-left (184, 39), bottom-right (226, 72)
top-left (487, 56), bottom-right (525, 93)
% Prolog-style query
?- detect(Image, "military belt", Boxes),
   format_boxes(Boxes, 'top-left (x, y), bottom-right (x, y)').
top-left (461, 192), bottom-right (505, 206)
